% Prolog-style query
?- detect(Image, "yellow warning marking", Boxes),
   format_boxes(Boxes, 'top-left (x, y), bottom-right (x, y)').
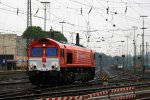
top-left (101, 75), bottom-right (109, 81)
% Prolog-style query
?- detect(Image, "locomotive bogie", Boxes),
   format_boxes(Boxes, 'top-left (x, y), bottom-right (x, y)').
top-left (28, 71), bottom-right (59, 86)
top-left (28, 67), bottom-right (95, 86)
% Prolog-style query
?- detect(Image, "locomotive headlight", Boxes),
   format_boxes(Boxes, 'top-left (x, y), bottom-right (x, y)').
top-left (30, 64), bottom-right (34, 68)
top-left (29, 64), bottom-right (33, 70)
top-left (30, 64), bottom-right (37, 70)
top-left (29, 62), bottom-right (37, 70)
top-left (51, 61), bottom-right (60, 71)
top-left (51, 63), bottom-right (59, 70)
top-left (54, 64), bottom-right (58, 68)
top-left (55, 63), bottom-right (60, 69)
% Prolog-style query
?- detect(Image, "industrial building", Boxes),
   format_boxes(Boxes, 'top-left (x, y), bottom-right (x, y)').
top-left (0, 33), bottom-right (27, 70)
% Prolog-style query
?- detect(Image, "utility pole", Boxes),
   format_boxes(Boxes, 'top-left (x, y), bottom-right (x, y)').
top-left (127, 36), bottom-right (128, 69)
top-left (140, 45), bottom-right (142, 57)
top-left (122, 55), bottom-right (125, 76)
top-left (59, 21), bottom-right (66, 34)
top-left (140, 45), bottom-right (142, 66)
top-left (41, 1), bottom-right (50, 31)
top-left (140, 16), bottom-right (148, 77)
top-left (146, 42), bottom-right (148, 68)
top-left (132, 26), bottom-right (138, 74)
top-left (70, 32), bottom-right (74, 43)
top-left (2, 35), bottom-right (4, 54)
top-left (120, 41), bottom-right (125, 55)
top-left (125, 35), bottom-right (129, 69)
top-left (87, 14), bottom-right (90, 47)
top-left (27, 0), bottom-right (32, 27)
top-left (86, 6), bottom-right (92, 47)
top-left (27, 0), bottom-right (32, 69)
top-left (99, 55), bottom-right (102, 76)
top-left (118, 45), bottom-right (121, 56)
top-left (120, 41), bottom-right (125, 75)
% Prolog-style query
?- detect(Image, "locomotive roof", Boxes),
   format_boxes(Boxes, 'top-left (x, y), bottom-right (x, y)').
top-left (30, 38), bottom-right (94, 53)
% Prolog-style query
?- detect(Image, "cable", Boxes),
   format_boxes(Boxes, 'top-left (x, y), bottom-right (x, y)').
top-left (71, 0), bottom-right (150, 24)
top-left (32, 0), bottom-right (94, 33)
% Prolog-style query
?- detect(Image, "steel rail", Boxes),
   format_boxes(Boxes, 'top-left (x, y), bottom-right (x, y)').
top-left (0, 81), bottom-right (150, 100)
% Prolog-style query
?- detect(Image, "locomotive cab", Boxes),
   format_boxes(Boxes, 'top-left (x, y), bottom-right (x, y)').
top-left (29, 46), bottom-right (60, 71)
top-left (28, 39), bottom-right (61, 85)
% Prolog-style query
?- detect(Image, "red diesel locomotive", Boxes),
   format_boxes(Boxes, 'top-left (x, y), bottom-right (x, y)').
top-left (28, 38), bottom-right (95, 86)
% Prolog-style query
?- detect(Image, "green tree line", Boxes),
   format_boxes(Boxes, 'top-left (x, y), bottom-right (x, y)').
top-left (22, 26), bottom-right (67, 42)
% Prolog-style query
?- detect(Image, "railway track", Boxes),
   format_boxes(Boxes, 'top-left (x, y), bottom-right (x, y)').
top-left (0, 79), bottom-right (29, 86)
top-left (0, 70), bottom-right (149, 99)
top-left (0, 80), bottom-right (149, 100)
top-left (0, 80), bottom-right (104, 99)
top-left (0, 72), bottom-right (31, 95)
top-left (0, 82), bottom-right (93, 99)
top-left (105, 67), bottom-right (144, 81)
top-left (0, 71), bottom-right (140, 96)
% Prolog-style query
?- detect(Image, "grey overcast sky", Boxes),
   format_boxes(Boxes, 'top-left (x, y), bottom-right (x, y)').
top-left (0, 0), bottom-right (150, 56)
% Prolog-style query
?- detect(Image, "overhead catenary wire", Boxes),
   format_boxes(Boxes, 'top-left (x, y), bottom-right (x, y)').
top-left (1, 0), bottom-right (149, 34)
top-left (0, 1), bottom-right (91, 34)
top-left (0, 0), bottom-right (150, 56)
top-left (70, 0), bottom-right (150, 24)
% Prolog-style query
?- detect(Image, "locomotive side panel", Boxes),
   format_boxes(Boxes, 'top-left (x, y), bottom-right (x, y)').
top-left (73, 50), bottom-right (93, 66)
top-left (63, 44), bottom-right (95, 68)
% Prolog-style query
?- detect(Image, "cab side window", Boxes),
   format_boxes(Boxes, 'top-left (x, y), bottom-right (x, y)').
top-left (61, 49), bottom-right (64, 57)
top-left (67, 52), bottom-right (72, 64)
